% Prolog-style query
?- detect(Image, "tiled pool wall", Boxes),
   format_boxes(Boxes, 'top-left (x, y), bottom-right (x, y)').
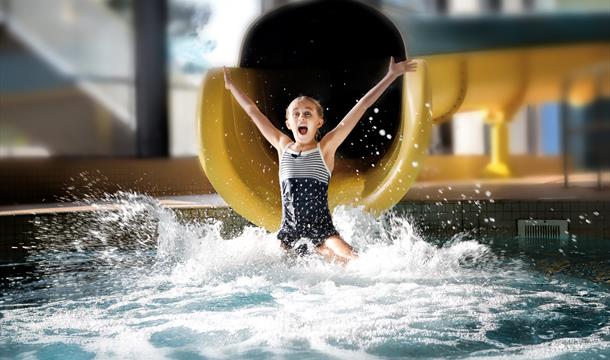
top-left (393, 200), bottom-right (610, 241)
top-left (1, 201), bottom-right (608, 251)
top-left (0, 208), bottom-right (249, 259)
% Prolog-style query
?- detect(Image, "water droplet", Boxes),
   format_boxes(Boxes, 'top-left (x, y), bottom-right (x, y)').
top-left (386, 134), bottom-right (392, 139)
top-left (373, 108), bottom-right (379, 113)
top-left (379, 129), bottom-right (386, 136)
top-left (412, 161), bottom-right (418, 168)
top-left (485, 190), bottom-right (492, 197)
top-left (593, 211), bottom-right (599, 216)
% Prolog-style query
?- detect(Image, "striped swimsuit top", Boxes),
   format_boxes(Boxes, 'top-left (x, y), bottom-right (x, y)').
top-left (279, 142), bottom-right (331, 184)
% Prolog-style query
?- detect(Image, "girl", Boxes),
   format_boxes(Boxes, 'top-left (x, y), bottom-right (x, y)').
top-left (223, 56), bottom-right (417, 265)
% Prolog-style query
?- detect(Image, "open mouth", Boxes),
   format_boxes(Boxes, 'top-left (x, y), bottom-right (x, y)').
top-left (298, 126), bottom-right (308, 135)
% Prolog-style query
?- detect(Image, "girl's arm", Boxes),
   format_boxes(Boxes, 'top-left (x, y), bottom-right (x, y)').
top-left (223, 67), bottom-right (290, 151)
top-left (321, 57), bottom-right (417, 153)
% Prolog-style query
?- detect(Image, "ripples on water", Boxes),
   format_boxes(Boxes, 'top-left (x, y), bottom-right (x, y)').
top-left (0, 192), bottom-right (608, 359)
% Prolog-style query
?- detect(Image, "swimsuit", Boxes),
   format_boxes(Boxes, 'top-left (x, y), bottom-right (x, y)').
top-left (277, 142), bottom-right (340, 253)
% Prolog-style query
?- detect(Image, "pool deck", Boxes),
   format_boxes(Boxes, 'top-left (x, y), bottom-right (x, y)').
top-left (1, 173), bottom-right (608, 216)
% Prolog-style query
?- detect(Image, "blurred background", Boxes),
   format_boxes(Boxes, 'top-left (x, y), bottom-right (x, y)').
top-left (0, 0), bottom-right (609, 204)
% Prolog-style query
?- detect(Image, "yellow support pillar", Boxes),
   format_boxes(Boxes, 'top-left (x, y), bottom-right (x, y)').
top-left (483, 110), bottom-right (512, 178)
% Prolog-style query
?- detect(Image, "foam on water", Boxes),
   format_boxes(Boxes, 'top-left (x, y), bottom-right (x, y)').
top-left (1, 192), bottom-right (608, 359)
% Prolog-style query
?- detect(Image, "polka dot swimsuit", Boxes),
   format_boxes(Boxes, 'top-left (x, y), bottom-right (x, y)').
top-left (277, 142), bottom-right (339, 252)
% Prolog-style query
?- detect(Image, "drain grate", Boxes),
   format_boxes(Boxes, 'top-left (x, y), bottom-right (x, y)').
top-left (517, 219), bottom-right (569, 240)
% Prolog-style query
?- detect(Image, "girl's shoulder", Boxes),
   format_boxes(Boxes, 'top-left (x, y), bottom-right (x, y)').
top-left (277, 138), bottom-right (294, 156)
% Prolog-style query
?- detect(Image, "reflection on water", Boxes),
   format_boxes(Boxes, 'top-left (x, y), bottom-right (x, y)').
top-left (485, 235), bottom-right (610, 284)
top-left (0, 193), bottom-right (608, 359)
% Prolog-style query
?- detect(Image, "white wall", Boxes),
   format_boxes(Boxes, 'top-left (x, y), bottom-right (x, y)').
top-left (509, 106), bottom-right (528, 155)
top-left (452, 111), bottom-right (486, 155)
top-left (449, 0), bottom-right (482, 14)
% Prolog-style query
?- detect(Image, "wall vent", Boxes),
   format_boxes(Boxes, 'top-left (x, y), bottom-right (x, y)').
top-left (517, 220), bottom-right (568, 240)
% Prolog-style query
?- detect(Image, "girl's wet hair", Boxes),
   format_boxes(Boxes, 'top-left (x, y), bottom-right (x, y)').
top-left (285, 96), bottom-right (324, 119)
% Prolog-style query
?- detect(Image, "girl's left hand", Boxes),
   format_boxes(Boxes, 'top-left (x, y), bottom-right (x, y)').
top-left (388, 56), bottom-right (418, 77)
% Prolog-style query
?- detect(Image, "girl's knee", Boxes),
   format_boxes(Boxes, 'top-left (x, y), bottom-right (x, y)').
top-left (323, 235), bottom-right (358, 260)
top-left (315, 244), bottom-right (333, 257)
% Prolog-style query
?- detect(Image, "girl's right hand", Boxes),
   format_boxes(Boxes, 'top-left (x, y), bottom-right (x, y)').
top-left (223, 66), bottom-right (232, 90)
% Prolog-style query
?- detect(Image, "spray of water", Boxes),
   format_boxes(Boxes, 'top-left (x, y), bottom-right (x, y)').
top-left (1, 192), bottom-right (608, 359)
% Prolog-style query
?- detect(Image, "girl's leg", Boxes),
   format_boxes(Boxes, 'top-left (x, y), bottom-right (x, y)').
top-left (316, 234), bottom-right (358, 265)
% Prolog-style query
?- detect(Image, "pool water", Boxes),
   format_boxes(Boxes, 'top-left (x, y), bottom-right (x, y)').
top-left (1, 193), bottom-right (609, 359)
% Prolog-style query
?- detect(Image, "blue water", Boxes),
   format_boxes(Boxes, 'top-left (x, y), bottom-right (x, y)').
top-left (1, 193), bottom-right (609, 359)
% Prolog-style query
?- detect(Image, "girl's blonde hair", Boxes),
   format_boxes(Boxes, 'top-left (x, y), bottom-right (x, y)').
top-left (285, 96), bottom-right (324, 119)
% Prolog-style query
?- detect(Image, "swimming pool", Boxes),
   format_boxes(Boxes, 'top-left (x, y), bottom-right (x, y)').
top-left (1, 193), bottom-right (609, 359)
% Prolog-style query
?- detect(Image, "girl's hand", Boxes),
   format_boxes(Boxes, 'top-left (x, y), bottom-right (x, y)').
top-left (223, 66), bottom-right (233, 90)
top-left (388, 56), bottom-right (417, 77)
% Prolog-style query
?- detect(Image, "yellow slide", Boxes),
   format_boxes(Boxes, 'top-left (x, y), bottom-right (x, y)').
top-left (198, 61), bottom-right (432, 231)
top-left (422, 42), bottom-right (610, 177)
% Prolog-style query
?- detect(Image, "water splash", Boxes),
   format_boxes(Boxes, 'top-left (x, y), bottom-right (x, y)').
top-left (1, 192), bottom-right (608, 359)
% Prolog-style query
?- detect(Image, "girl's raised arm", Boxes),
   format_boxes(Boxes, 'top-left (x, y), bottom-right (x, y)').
top-left (321, 57), bottom-right (417, 154)
top-left (223, 67), bottom-right (290, 151)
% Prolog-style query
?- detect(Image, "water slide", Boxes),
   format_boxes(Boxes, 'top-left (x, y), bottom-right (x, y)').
top-left (199, 64), bottom-right (430, 231)
top-left (198, 1), bottom-right (610, 231)
top-left (401, 13), bottom-right (610, 177)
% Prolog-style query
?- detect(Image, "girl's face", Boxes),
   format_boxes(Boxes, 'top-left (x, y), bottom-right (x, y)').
top-left (285, 99), bottom-right (323, 143)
